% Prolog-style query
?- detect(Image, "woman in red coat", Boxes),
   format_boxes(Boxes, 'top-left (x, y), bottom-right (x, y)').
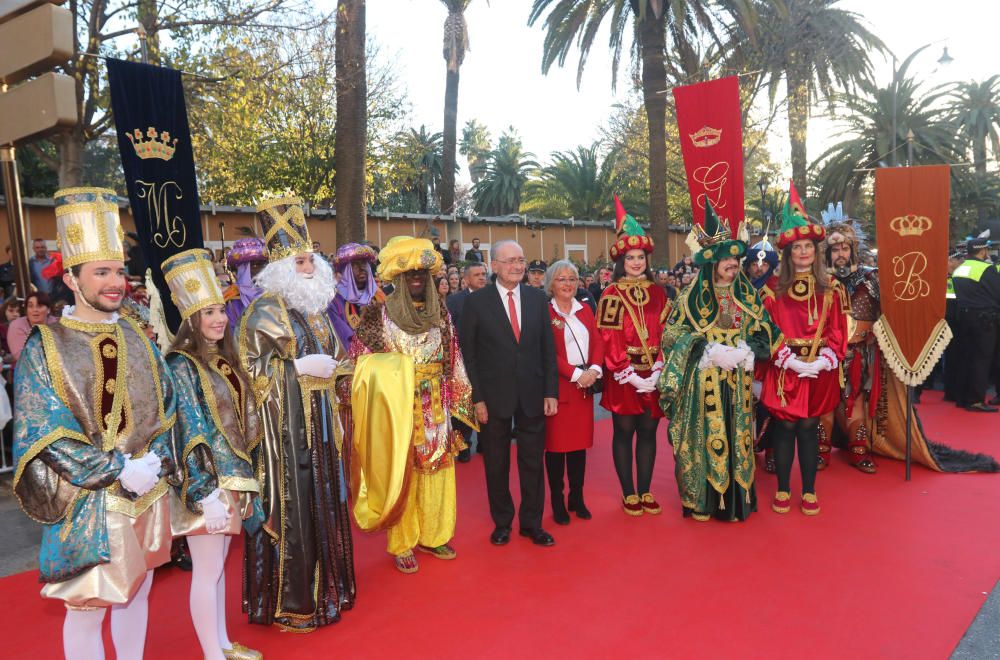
top-left (760, 215), bottom-right (848, 516)
top-left (544, 260), bottom-right (605, 525)
top-left (597, 197), bottom-right (669, 516)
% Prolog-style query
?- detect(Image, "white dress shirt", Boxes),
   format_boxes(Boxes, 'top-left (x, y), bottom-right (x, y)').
top-left (496, 280), bottom-right (521, 333)
top-left (550, 298), bottom-right (602, 383)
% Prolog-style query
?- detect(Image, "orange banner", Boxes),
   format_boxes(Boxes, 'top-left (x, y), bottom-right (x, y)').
top-left (873, 165), bottom-right (952, 385)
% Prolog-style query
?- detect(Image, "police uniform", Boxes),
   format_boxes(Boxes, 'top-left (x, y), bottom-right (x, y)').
top-left (952, 237), bottom-right (1000, 411)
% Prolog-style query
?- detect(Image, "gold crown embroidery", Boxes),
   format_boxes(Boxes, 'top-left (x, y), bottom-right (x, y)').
top-left (127, 127), bottom-right (178, 161)
top-left (890, 214), bottom-right (932, 237)
top-left (689, 126), bottom-right (722, 148)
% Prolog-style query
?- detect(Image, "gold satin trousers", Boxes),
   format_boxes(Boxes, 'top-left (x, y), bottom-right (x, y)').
top-left (386, 464), bottom-right (456, 556)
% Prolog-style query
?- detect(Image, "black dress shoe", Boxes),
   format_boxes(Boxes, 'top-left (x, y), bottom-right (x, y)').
top-left (568, 498), bottom-right (592, 520)
top-left (967, 402), bottom-right (999, 413)
top-left (519, 528), bottom-right (555, 546)
top-left (456, 448), bottom-right (471, 463)
top-left (490, 526), bottom-right (511, 545)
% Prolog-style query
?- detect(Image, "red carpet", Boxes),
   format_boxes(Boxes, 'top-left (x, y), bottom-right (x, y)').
top-left (1, 390), bottom-right (998, 658)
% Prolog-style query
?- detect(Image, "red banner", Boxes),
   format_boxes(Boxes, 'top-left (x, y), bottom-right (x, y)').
top-left (673, 75), bottom-right (744, 233)
top-left (873, 165), bottom-right (952, 385)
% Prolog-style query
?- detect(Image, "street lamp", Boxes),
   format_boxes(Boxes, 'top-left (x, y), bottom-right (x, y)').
top-left (891, 44), bottom-right (954, 166)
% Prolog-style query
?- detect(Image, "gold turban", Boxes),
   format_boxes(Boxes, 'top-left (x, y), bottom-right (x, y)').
top-left (161, 248), bottom-right (225, 320)
top-left (376, 236), bottom-right (443, 281)
top-left (54, 187), bottom-right (125, 269)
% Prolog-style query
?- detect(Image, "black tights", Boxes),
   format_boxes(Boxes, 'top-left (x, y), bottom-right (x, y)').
top-left (772, 417), bottom-right (819, 494)
top-left (611, 410), bottom-right (659, 496)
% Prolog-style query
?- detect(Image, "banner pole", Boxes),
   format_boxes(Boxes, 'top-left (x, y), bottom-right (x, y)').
top-left (905, 385), bottom-right (913, 481)
top-left (0, 146), bottom-right (32, 298)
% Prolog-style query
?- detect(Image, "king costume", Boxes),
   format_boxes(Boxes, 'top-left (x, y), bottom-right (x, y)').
top-left (239, 196), bottom-right (355, 631)
top-left (658, 203), bottom-right (782, 521)
top-left (342, 236), bottom-right (476, 573)
top-left (224, 237), bottom-right (268, 329)
top-left (13, 188), bottom-right (178, 657)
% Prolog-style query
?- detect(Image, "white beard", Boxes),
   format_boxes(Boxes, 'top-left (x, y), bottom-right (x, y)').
top-left (255, 254), bottom-right (336, 315)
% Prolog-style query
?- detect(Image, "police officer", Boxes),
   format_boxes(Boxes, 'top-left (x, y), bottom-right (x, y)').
top-left (952, 234), bottom-right (1000, 412)
top-left (943, 250), bottom-right (965, 402)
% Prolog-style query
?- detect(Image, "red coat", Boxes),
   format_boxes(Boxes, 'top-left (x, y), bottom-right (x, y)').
top-left (760, 275), bottom-right (848, 421)
top-left (545, 302), bottom-right (605, 452)
top-left (597, 280), bottom-right (667, 417)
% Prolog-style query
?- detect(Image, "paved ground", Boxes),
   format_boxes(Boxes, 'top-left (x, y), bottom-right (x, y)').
top-left (953, 581), bottom-right (1000, 658)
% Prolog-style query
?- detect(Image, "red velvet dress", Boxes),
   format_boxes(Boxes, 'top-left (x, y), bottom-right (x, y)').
top-left (545, 302), bottom-right (605, 452)
top-left (760, 274), bottom-right (848, 422)
top-left (597, 279), bottom-right (668, 417)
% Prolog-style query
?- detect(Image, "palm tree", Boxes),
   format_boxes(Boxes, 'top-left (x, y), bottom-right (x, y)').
top-left (528, 0), bottom-right (752, 262)
top-left (335, 0), bottom-right (368, 243)
top-left (524, 142), bottom-right (619, 220)
top-left (472, 128), bottom-right (539, 215)
top-left (948, 75), bottom-right (1000, 221)
top-left (440, 0), bottom-right (473, 217)
top-left (460, 119), bottom-right (492, 185)
top-left (401, 125), bottom-right (445, 214)
top-left (753, 0), bottom-right (885, 193)
top-left (811, 50), bottom-right (962, 210)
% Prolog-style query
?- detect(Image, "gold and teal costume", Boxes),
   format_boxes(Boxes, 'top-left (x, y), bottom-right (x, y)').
top-left (658, 202), bottom-right (782, 521)
top-left (13, 315), bottom-right (178, 606)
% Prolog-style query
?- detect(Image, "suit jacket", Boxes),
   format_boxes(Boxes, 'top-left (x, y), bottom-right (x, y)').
top-left (446, 288), bottom-right (471, 335)
top-left (460, 283), bottom-right (558, 418)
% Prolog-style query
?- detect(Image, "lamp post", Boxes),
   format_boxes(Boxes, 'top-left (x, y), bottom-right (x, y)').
top-left (757, 176), bottom-right (770, 229)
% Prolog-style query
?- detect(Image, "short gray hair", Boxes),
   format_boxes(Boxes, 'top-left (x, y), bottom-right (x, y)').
top-left (490, 239), bottom-right (521, 262)
top-left (543, 259), bottom-right (579, 296)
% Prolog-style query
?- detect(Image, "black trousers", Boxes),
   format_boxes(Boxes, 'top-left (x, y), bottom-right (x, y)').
top-left (480, 403), bottom-right (546, 531)
top-left (959, 309), bottom-right (999, 406)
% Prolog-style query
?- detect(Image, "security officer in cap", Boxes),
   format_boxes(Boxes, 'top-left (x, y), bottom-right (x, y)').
top-left (952, 232), bottom-right (1000, 412)
top-left (942, 249), bottom-right (964, 402)
top-left (526, 259), bottom-right (547, 288)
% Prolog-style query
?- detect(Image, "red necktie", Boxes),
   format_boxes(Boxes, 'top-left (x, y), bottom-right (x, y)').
top-left (507, 290), bottom-right (520, 342)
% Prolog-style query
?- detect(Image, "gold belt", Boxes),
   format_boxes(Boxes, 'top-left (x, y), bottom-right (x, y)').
top-left (785, 337), bottom-right (827, 360)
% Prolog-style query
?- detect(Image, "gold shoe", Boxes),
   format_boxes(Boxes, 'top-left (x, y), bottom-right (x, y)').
top-left (224, 642), bottom-right (263, 660)
top-left (691, 512), bottom-right (710, 522)
top-left (771, 491), bottom-right (791, 514)
top-left (640, 493), bottom-right (662, 515)
top-left (623, 494), bottom-right (643, 516)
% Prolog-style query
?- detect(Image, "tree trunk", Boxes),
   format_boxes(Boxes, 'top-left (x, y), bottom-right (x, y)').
top-left (53, 130), bottom-right (85, 187)
top-left (334, 0), bottom-right (368, 244)
top-left (441, 68), bottom-right (460, 216)
top-left (638, 9), bottom-right (670, 266)
top-left (786, 62), bottom-right (810, 196)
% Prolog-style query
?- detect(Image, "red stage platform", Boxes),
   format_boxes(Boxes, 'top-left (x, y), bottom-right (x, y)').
top-left (1, 390), bottom-right (997, 658)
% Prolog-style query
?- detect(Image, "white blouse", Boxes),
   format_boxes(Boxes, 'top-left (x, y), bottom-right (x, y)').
top-left (550, 298), bottom-right (602, 383)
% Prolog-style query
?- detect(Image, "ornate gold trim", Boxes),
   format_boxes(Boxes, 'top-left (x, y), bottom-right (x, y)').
top-left (873, 316), bottom-right (952, 386)
top-left (106, 478), bottom-right (168, 517)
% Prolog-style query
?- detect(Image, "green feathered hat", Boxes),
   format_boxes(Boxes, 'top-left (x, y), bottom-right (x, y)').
top-left (688, 201), bottom-right (747, 266)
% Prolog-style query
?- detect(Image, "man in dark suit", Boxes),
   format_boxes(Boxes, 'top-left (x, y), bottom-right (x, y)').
top-left (461, 240), bottom-right (559, 547)
top-left (448, 262), bottom-right (489, 462)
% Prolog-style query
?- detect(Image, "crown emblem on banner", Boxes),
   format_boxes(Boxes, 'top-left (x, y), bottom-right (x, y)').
top-left (127, 127), bottom-right (178, 161)
top-left (689, 125), bottom-right (722, 148)
top-left (890, 213), bottom-right (932, 237)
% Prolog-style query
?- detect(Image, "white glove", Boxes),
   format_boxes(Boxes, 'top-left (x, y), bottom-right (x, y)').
top-left (752, 380), bottom-right (763, 399)
top-left (817, 347), bottom-right (839, 372)
top-left (642, 373), bottom-right (660, 393)
top-left (736, 340), bottom-right (754, 371)
top-left (198, 488), bottom-right (231, 534)
top-left (713, 345), bottom-right (743, 372)
top-left (627, 373), bottom-right (655, 393)
top-left (786, 357), bottom-right (821, 379)
top-left (118, 455), bottom-right (159, 496)
top-left (139, 452), bottom-right (161, 476)
top-left (698, 343), bottom-right (722, 370)
top-left (294, 354), bottom-right (337, 379)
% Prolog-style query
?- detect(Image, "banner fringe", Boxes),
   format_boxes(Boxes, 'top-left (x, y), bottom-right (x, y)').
top-left (874, 317), bottom-right (952, 386)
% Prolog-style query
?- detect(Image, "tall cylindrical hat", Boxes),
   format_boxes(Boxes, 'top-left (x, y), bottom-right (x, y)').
top-left (161, 248), bottom-right (224, 320)
top-left (54, 187), bottom-right (125, 269)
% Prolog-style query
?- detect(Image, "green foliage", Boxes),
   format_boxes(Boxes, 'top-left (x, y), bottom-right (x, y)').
top-left (460, 119), bottom-right (492, 184)
top-left (522, 142), bottom-right (619, 220)
top-left (472, 128), bottom-right (539, 215)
